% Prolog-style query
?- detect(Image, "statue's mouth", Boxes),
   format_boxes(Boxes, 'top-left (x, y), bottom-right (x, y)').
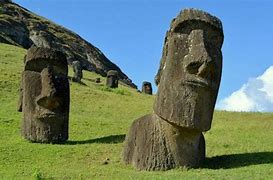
top-left (185, 79), bottom-right (219, 91)
top-left (36, 112), bottom-right (58, 120)
top-left (184, 79), bottom-right (210, 88)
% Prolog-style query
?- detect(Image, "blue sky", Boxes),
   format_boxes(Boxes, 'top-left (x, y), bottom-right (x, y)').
top-left (13, 0), bottom-right (273, 111)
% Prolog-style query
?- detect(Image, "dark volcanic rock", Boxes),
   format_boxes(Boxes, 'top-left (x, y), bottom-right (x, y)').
top-left (19, 46), bottom-right (70, 143)
top-left (95, 78), bottom-right (101, 83)
top-left (123, 8), bottom-right (224, 170)
top-left (0, 1), bottom-right (137, 88)
top-left (123, 114), bottom-right (205, 170)
top-left (154, 8), bottom-right (223, 131)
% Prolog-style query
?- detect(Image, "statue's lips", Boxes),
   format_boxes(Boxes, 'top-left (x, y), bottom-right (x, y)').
top-left (36, 112), bottom-right (60, 120)
top-left (184, 79), bottom-right (210, 88)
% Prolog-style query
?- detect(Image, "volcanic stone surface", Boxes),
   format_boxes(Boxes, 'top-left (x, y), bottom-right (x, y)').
top-left (106, 70), bottom-right (119, 88)
top-left (72, 61), bottom-right (83, 82)
top-left (123, 8), bottom-right (224, 170)
top-left (141, 81), bottom-right (152, 95)
top-left (19, 46), bottom-right (70, 143)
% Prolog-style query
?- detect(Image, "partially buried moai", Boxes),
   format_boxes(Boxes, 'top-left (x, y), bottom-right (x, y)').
top-left (106, 70), bottom-right (118, 88)
top-left (142, 81), bottom-right (152, 95)
top-left (72, 60), bottom-right (83, 82)
top-left (123, 9), bottom-right (223, 170)
top-left (18, 46), bottom-right (70, 143)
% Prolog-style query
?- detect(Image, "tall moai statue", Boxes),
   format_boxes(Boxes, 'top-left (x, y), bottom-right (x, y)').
top-left (142, 81), bottom-right (152, 95)
top-left (106, 70), bottom-right (119, 88)
top-left (123, 9), bottom-right (223, 170)
top-left (18, 46), bottom-right (70, 143)
top-left (72, 61), bottom-right (83, 82)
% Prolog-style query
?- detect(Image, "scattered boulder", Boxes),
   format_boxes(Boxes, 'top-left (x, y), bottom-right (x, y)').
top-left (106, 70), bottom-right (118, 88)
top-left (18, 46), bottom-right (70, 143)
top-left (141, 81), bottom-right (152, 95)
top-left (95, 78), bottom-right (101, 83)
top-left (123, 8), bottom-right (224, 170)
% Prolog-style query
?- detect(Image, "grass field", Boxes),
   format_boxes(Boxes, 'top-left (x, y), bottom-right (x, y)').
top-left (0, 43), bottom-right (272, 179)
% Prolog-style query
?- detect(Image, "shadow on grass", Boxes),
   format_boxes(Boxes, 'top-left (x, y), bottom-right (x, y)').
top-left (204, 152), bottom-right (273, 169)
top-left (66, 134), bottom-right (126, 145)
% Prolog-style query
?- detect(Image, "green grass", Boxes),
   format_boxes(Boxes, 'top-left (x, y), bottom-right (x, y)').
top-left (0, 43), bottom-right (272, 179)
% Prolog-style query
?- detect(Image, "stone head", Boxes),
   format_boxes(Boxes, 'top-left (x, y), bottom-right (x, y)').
top-left (106, 70), bottom-right (119, 88)
top-left (72, 60), bottom-right (83, 82)
top-left (142, 81), bottom-right (152, 95)
top-left (154, 9), bottom-right (223, 131)
top-left (20, 46), bottom-right (69, 142)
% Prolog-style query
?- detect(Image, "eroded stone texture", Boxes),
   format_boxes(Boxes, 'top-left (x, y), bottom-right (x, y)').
top-left (123, 8), bottom-right (223, 170)
top-left (19, 46), bottom-right (70, 143)
top-left (154, 8), bottom-right (223, 131)
top-left (72, 61), bottom-right (83, 82)
top-left (106, 70), bottom-right (118, 88)
top-left (123, 114), bottom-right (205, 170)
top-left (142, 81), bottom-right (152, 95)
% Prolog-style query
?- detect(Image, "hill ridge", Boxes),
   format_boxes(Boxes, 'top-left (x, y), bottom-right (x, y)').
top-left (0, 1), bottom-right (137, 88)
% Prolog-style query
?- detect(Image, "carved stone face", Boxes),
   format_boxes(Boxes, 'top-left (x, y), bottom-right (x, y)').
top-left (106, 70), bottom-right (119, 88)
top-left (20, 47), bottom-right (69, 142)
top-left (72, 60), bottom-right (83, 82)
top-left (154, 9), bottom-right (223, 131)
top-left (142, 81), bottom-right (152, 95)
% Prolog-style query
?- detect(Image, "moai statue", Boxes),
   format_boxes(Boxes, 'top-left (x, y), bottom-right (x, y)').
top-left (106, 70), bottom-right (118, 88)
top-left (72, 61), bottom-right (83, 82)
top-left (142, 81), bottom-right (152, 95)
top-left (123, 9), bottom-right (223, 170)
top-left (18, 46), bottom-right (70, 143)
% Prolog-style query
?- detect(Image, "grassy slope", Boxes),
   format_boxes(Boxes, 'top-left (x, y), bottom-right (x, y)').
top-left (0, 43), bottom-right (272, 179)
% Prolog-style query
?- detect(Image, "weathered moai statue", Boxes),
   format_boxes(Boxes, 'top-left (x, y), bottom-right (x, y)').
top-left (72, 61), bottom-right (83, 82)
top-left (18, 46), bottom-right (70, 143)
top-left (142, 81), bottom-right (152, 95)
top-left (123, 9), bottom-right (223, 170)
top-left (106, 70), bottom-right (118, 88)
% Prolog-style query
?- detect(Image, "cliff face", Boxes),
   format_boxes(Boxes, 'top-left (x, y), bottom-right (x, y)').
top-left (0, 1), bottom-right (137, 88)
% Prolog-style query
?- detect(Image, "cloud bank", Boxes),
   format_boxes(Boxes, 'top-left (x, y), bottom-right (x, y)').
top-left (217, 66), bottom-right (273, 112)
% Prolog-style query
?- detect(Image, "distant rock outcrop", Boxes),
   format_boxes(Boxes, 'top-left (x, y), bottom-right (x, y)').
top-left (0, 1), bottom-right (137, 88)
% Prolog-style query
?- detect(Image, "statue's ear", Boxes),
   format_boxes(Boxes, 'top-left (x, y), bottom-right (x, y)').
top-left (155, 31), bottom-right (169, 86)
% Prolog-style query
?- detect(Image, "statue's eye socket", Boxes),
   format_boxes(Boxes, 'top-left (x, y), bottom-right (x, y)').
top-left (186, 61), bottom-right (203, 75)
top-left (205, 33), bottom-right (222, 48)
top-left (52, 66), bottom-right (67, 76)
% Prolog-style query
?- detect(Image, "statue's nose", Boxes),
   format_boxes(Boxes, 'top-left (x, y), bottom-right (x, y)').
top-left (185, 30), bottom-right (213, 79)
top-left (36, 66), bottom-right (61, 110)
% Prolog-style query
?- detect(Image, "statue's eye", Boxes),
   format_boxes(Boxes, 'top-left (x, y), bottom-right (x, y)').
top-left (186, 61), bottom-right (203, 75)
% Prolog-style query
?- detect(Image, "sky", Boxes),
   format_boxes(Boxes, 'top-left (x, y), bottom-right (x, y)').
top-left (13, 0), bottom-right (273, 112)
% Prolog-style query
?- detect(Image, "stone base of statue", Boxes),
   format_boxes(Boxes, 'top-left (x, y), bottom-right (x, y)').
top-left (122, 114), bottom-right (205, 170)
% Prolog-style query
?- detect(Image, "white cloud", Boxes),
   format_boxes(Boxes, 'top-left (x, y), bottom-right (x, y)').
top-left (217, 66), bottom-right (273, 112)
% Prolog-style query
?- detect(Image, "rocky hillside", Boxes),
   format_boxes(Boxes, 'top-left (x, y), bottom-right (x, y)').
top-left (0, 0), bottom-right (137, 88)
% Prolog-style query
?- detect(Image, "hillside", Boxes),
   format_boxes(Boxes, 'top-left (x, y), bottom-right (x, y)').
top-left (0, 1), bottom-right (137, 88)
top-left (0, 43), bottom-right (272, 179)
